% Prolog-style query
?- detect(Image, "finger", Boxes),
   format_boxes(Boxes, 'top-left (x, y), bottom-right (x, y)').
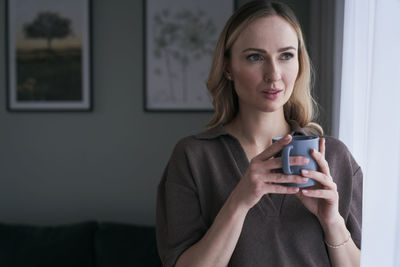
top-left (301, 188), bottom-right (338, 201)
top-left (269, 173), bottom-right (310, 185)
top-left (254, 135), bottom-right (292, 162)
top-left (265, 156), bottom-right (309, 170)
top-left (295, 190), bottom-right (307, 202)
top-left (301, 169), bottom-right (335, 189)
top-left (310, 148), bottom-right (330, 176)
top-left (265, 183), bottom-right (299, 194)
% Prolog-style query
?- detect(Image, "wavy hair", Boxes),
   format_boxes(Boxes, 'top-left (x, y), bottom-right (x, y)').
top-left (206, 0), bottom-right (323, 135)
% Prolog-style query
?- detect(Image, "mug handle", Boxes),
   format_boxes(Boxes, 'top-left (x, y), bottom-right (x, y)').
top-left (282, 145), bottom-right (293, 174)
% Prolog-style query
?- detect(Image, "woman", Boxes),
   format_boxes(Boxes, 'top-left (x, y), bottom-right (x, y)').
top-left (156, 1), bottom-right (362, 266)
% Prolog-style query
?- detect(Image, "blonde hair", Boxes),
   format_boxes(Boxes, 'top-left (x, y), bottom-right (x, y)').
top-left (206, 0), bottom-right (323, 135)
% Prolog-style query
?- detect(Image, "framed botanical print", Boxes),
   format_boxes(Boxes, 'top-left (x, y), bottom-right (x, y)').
top-left (6, 0), bottom-right (92, 111)
top-left (144, 0), bottom-right (235, 111)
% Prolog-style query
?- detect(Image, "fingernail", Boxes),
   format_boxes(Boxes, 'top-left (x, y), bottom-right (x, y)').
top-left (284, 135), bottom-right (291, 141)
top-left (302, 169), bottom-right (309, 174)
top-left (302, 177), bottom-right (308, 182)
top-left (302, 190), bottom-right (308, 194)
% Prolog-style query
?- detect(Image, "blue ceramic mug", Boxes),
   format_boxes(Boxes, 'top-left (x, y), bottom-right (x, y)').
top-left (273, 136), bottom-right (319, 187)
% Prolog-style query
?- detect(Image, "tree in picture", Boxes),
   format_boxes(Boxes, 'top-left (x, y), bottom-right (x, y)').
top-left (17, 10), bottom-right (81, 102)
top-left (23, 12), bottom-right (72, 51)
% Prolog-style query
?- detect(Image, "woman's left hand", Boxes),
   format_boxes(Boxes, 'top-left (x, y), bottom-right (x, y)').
top-left (296, 138), bottom-right (342, 226)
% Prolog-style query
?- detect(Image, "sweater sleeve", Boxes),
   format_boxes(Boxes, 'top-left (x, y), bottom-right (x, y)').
top-left (156, 137), bottom-right (207, 267)
top-left (346, 164), bottom-right (363, 249)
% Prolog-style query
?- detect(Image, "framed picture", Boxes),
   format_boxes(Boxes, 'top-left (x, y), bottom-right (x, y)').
top-left (144, 0), bottom-right (235, 111)
top-left (6, 0), bottom-right (92, 111)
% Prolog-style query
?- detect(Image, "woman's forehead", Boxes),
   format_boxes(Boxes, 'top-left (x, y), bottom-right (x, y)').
top-left (232, 16), bottom-right (298, 52)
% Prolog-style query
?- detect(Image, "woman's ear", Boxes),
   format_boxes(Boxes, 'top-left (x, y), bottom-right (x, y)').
top-left (223, 59), bottom-right (233, 81)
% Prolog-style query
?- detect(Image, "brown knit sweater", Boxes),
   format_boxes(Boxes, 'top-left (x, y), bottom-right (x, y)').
top-left (156, 121), bottom-right (362, 267)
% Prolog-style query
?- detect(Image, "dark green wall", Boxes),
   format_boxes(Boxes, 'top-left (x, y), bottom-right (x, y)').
top-left (0, 0), bottom-right (212, 225)
top-left (0, 0), bottom-right (329, 226)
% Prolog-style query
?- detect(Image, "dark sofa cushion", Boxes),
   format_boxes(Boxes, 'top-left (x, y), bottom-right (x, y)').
top-left (0, 221), bottom-right (97, 267)
top-left (95, 222), bottom-right (162, 267)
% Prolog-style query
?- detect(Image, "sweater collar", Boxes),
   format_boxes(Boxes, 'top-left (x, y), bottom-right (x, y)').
top-left (195, 120), bottom-right (308, 140)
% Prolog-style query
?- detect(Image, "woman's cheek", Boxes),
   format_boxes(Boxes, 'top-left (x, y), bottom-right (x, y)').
top-left (234, 69), bottom-right (261, 89)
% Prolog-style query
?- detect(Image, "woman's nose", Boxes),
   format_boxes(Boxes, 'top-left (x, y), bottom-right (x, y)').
top-left (263, 60), bottom-right (281, 82)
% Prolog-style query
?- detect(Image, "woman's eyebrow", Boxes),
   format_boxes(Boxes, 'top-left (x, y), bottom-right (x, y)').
top-left (241, 48), bottom-right (266, 53)
top-left (278, 46), bottom-right (297, 52)
top-left (241, 46), bottom-right (297, 53)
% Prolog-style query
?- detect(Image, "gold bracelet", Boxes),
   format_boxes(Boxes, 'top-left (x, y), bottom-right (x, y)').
top-left (325, 231), bottom-right (351, 249)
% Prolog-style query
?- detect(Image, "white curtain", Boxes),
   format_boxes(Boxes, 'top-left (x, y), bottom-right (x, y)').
top-left (339, 0), bottom-right (400, 266)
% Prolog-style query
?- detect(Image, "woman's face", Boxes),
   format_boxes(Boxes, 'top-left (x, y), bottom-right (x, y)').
top-left (227, 15), bottom-right (299, 114)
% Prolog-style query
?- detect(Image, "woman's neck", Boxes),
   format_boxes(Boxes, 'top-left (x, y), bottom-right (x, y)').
top-left (224, 109), bottom-right (291, 150)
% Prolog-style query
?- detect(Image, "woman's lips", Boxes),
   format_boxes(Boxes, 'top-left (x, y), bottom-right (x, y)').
top-left (261, 89), bottom-right (283, 100)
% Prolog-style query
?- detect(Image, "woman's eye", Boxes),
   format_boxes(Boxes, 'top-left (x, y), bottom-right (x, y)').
top-left (280, 52), bottom-right (294, 60)
top-left (247, 54), bottom-right (262, 62)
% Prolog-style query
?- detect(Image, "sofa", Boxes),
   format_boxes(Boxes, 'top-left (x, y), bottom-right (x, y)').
top-left (0, 221), bottom-right (162, 267)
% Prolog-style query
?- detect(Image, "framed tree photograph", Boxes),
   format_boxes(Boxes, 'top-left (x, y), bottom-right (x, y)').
top-left (6, 0), bottom-right (91, 111)
top-left (144, 0), bottom-right (235, 111)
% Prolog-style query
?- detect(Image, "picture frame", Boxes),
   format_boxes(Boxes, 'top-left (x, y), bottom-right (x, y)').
top-left (6, 0), bottom-right (92, 111)
top-left (144, 0), bottom-right (235, 111)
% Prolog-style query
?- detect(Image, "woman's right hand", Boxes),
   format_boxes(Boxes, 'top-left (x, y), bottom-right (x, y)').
top-left (229, 135), bottom-right (310, 212)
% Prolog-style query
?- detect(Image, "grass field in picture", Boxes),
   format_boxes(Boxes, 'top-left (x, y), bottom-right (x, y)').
top-left (16, 48), bottom-right (82, 102)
